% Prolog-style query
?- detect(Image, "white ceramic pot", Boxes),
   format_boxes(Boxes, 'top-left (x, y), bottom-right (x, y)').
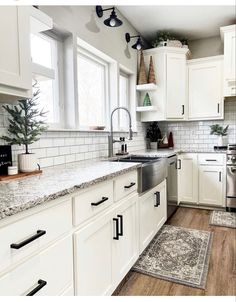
top-left (18, 153), bottom-right (38, 172)
top-left (150, 142), bottom-right (157, 150)
top-left (217, 136), bottom-right (224, 146)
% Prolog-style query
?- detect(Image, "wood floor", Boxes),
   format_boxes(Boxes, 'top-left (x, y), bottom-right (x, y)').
top-left (115, 207), bottom-right (236, 296)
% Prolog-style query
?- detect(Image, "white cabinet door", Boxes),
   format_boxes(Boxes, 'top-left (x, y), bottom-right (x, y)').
top-left (199, 165), bottom-right (224, 206)
top-left (178, 154), bottom-right (198, 204)
top-left (154, 179), bottom-right (167, 232)
top-left (0, 7), bottom-right (31, 96)
top-left (166, 53), bottom-right (186, 119)
top-left (188, 57), bottom-right (223, 119)
top-left (139, 180), bottom-right (167, 254)
top-left (74, 209), bottom-right (114, 296)
top-left (222, 26), bottom-right (236, 97)
top-left (0, 235), bottom-right (74, 296)
top-left (112, 194), bottom-right (138, 285)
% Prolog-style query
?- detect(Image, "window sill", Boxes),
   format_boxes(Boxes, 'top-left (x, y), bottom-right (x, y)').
top-left (46, 128), bottom-right (138, 134)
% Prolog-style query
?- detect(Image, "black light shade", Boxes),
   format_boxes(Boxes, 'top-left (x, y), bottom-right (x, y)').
top-left (104, 9), bottom-right (123, 27)
top-left (132, 37), bottom-right (144, 50)
top-left (125, 32), bottom-right (143, 50)
top-left (96, 6), bottom-right (123, 28)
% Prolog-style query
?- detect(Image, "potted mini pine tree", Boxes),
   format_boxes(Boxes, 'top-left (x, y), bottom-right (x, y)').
top-left (210, 124), bottom-right (229, 146)
top-left (1, 88), bottom-right (48, 172)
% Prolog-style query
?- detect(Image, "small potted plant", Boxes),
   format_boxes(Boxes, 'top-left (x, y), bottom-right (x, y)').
top-left (146, 122), bottom-right (162, 149)
top-left (210, 124), bottom-right (229, 146)
top-left (1, 88), bottom-right (48, 172)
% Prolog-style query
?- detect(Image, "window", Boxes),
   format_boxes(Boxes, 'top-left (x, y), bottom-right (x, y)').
top-left (118, 71), bottom-right (130, 131)
top-left (31, 33), bottom-right (62, 127)
top-left (77, 48), bottom-right (108, 129)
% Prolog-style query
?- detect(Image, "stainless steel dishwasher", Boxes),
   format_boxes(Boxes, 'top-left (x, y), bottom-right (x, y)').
top-left (166, 155), bottom-right (178, 219)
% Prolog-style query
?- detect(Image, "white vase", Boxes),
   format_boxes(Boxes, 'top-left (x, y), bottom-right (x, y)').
top-left (18, 153), bottom-right (38, 172)
top-left (150, 142), bottom-right (157, 150)
top-left (217, 136), bottom-right (223, 146)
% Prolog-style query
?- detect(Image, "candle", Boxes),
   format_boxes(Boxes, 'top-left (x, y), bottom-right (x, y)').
top-left (8, 166), bottom-right (18, 176)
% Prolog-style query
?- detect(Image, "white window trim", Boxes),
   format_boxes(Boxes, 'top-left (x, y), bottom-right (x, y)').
top-left (31, 32), bottom-right (65, 129)
top-left (119, 64), bottom-right (137, 132)
top-left (76, 41), bottom-right (112, 131)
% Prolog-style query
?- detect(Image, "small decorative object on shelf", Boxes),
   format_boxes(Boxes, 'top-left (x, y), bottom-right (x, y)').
top-left (168, 132), bottom-right (174, 149)
top-left (1, 83), bottom-right (48, 173)
top-left (148, 56), bottom-right (156, 84)
top-left (138, 50), bottom-right (148, 85)
top-left (143, 93), bottom-right (152, 106)
top-left (210, 124), bottom-right (229, 146)
top-left (0, 145), bottom-right (12, 175)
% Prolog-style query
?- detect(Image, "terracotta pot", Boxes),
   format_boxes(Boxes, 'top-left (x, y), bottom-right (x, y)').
top-left (18, 153), bottom-right (38, 172)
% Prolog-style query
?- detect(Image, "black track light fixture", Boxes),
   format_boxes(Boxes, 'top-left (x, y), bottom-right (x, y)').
top-left (96, 6), bottom-right (123, 27)
top-left (125, 33), bottom-right (144, 50)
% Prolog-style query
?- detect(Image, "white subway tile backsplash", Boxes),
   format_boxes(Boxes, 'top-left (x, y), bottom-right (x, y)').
top-left (158, 100), bottom-right (236, 151)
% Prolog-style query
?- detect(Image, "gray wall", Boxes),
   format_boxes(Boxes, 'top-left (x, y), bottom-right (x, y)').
top-left (188, 36), bottom-right (223, 59)
top-left (40, 5), bottom-right (138, 72)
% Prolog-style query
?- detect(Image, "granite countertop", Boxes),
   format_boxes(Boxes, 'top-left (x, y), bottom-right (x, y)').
top-left (0, 160), bottom-right (141, 221)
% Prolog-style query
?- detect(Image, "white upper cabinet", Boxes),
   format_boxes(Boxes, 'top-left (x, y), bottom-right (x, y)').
top-left (220, 24), bottom-right (236, 97)
top-left (0, 7), bottom-right (32, 100)
top-left (188, 56), bottom-right (223, 120)
top-left (140, 47), bottom-right (189, 122)
top-left (166, 52), bottom-right (186, 119)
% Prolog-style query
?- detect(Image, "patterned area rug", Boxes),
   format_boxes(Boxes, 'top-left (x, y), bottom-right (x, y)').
top-left (210, 211), bottom-right (236, 228)
top-left (132, 225), bottom-right (213, 289)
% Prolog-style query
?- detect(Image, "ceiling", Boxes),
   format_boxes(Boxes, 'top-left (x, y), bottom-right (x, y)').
top-left (118, 6), bottom-right (236, 42)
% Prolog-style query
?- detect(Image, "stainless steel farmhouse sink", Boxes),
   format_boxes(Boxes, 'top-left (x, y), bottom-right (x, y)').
top-left (112, 155), bottom-right (167, 194)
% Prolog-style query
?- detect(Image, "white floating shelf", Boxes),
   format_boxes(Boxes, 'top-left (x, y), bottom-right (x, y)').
top-left (136, 106), bottom-right (157, 112)
top-left (136, 83), bottom-right (157, 91)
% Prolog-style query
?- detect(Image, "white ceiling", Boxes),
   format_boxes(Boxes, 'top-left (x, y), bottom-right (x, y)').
top-left (118, 6), bottom-right (236, 42)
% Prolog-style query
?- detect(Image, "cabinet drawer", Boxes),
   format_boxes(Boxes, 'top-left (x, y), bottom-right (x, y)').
top-left (0, 235), bottom-right (73, 296)
top-left (73, 180), bottom-right (114, 226)
top-left (198, 153), bottom-right (225, 165)
top-left (114, 170), bottom-right (137, 202)
top-left (0, 200), bottom-right (72, 273)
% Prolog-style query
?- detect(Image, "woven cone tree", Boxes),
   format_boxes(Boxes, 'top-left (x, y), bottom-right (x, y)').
top-left (138, 50), bottom-right (147, 85)
top-left (148, 56), bottom-right (156, 84)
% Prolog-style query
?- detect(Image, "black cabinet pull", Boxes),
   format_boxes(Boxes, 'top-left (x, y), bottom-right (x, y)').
top-left (10, 230), bottom-right (46, 249)
top-left (219, 171), bottom-right (222, 182)
top-left (206, 159), bottom-right (217, 162)
top-left (124, 182), bottom-right (135, 189)
top-left (91, 197), bottom-right (109, 206)
top-left (26, 279), bottom-right (47, 296)
top-left (117, 215), bottom-right (123, 237)
top-left (113, 218), bottom-right (119, 240)
top-left (217, 103), bottom-right (220, 113)
top-left (182, 105), bottom-right (185, 115)
top-left (177, 159), bottom-right (181, 169)
top-left (154, 191), bottom-right (160, 207)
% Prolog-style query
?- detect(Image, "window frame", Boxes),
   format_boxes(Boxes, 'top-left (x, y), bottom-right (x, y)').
top-left (118, 70), bottom-right (131, 132)
top-left (31, 32), bottom-right (64, 129)
top-left (76, 45), bottom-right (110, 130)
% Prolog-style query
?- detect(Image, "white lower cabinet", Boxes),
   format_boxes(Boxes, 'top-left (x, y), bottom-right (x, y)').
top-left (74, 209), bottom-right (114, 296)
top-left (112, 195), bottom-right (138, 285)
top-left (139, 180), bottom-right (167, 254)
top-left (74, 193), bottom-right (139, 296)
top-left (178, 153), bottom-right (226, 207)
top-left (199, 165), bottom-right (224, 206)
top-left (177, 154), bottom-right (198, 204)
top-left (0, 235), bottom-right (73, 296)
